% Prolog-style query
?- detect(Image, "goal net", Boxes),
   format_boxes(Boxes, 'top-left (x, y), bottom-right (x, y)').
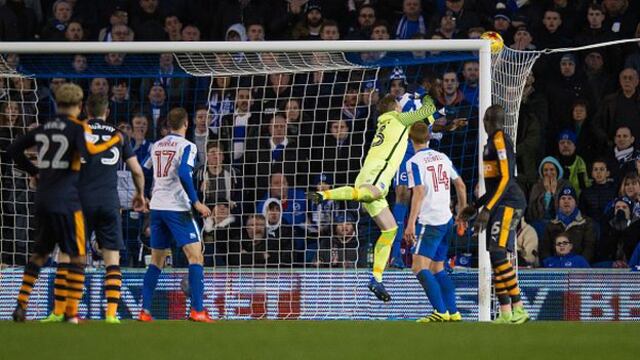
top-left (0, 40), bottom-right (539, 321)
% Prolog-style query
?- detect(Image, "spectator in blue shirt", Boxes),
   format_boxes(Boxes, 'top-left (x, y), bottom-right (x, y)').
top-left (543, 233), bottom-right (590, 268)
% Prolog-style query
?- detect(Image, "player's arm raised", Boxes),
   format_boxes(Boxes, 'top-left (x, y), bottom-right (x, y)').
top-left (178, 145), bottom-right (211, 218)
top-left (397, 95), bottom-right (439, 127)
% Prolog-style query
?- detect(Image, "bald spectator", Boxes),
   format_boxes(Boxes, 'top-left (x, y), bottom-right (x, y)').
top-left (346, 4), bottom-right (376, 40)
top-left (98, 6), bottom-right (129, 42)
top-left (595, 68), bottom-right (640, 144)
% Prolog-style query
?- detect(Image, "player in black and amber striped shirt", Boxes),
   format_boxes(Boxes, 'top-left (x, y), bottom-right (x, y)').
top-left (8, 83), bottom-right (121, 323)
top-left (460, 105), bottom-right (529, 324)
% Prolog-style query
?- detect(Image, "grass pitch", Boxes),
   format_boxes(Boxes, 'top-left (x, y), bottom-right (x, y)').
top-left (0, 321), bottom-right (636, 360)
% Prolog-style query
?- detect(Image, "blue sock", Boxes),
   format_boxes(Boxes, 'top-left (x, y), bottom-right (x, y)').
top-left (189, 264), bottom-right (204, 312)
top-left (435, 270), bottom-right (458, 313)
top-left (416, 270), bottom-right (446, 313)
top-left (142, 264), bottom-right (161, 311)
top-left (391, 202), bottom-right (408, 259)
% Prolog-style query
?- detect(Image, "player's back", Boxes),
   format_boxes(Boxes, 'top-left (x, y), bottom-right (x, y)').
top-left (365, 111), bottom-right (409, 167)
top-left (407, 148), bottom-right (457, 226)
top-left (23, 116), bottom-right (86, 210)
top-left (79, 119), bottom-right (133, 207)
top-left (146, 134), bottom-right (197, 211)
top-left (484, 130), bottom-right (526, 209)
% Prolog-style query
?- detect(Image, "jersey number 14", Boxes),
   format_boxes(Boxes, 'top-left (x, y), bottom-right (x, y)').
top-left (427, 164), bottom-right (449, 192)
top-left (154, 150), bottom-right (176, 178)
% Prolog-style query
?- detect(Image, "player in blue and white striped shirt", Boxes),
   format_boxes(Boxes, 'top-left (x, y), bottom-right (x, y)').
top-left (404, 122), bottom-right (467, 322)
top-left (139, 108), bottom-right (213, 322)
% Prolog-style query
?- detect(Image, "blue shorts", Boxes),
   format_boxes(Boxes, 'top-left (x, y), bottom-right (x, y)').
top-left (414, 219), bottom-right (453, 262)
top-left (150, 210), bottom-right (201, 250)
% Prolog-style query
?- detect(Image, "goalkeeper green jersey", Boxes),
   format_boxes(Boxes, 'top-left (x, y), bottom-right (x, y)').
top-left (364, 102), bottom-right (437, 175)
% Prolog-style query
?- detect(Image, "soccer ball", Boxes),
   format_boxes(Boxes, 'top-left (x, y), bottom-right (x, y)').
top-left (396, 92), bottom-right (422, 113)
top-left (480, 31), bottom-right (504, 54)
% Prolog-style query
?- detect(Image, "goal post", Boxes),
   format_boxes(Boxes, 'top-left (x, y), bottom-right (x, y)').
top-left (0, 40), bottom-right (496, 321)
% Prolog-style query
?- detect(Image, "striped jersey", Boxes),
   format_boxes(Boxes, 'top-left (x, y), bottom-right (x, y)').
top-left (480, 129), bottom-right (526, 211)
top-left (406, 148), bottom-right (458, 225)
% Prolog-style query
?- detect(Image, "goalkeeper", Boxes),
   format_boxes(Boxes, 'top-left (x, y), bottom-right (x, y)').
top-left (309, 93), bottom-right (439, 302)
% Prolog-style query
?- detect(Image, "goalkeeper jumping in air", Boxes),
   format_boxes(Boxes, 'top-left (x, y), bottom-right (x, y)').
top-left (309, 93), bottom-right (439, 301)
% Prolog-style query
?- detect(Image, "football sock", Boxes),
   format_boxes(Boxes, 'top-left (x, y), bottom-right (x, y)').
top-left (416, 270), bottom-right (446, 314)
top-left (142, 264), bottom-right (161, 311)
top-left (188, 264), bottom-right (204, 312)
top-left (435, 270), bottom-right (458, 314)
top-left (53, 263), bottom-right (69, 316)
top-left (323, 186), bottom-right (376, 202)
top-left (17, 262), bottom-right (41, 310)
top-left (372, 227), bottom-right (397, 282)
top-left (492, 258), bottom-right (512, 306)
top-left (105, 265), bottom-right (122, 318)
top-left (65, 263), bottom-right (85, 318)
top-left (390, 202), bottom-right (408, 260)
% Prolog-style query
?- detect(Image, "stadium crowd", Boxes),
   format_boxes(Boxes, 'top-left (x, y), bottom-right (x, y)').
top-left (0, 0), bottom-right (640, 271)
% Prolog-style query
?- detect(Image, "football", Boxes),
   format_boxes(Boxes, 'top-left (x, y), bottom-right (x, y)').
top-left (480, 31), bottom-right (504, 54)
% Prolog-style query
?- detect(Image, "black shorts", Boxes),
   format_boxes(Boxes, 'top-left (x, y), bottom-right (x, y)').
top-left (487, 205), bottom-right (523, 253)
top-left (84, 206), bottom-right (124, 251)
top-left (33, 209), bottom-right (86, 257)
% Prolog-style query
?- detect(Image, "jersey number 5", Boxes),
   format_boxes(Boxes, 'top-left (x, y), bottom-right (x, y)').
top-left (154, 150), bottom-right (176, 178)
top-left (427, 164), bottom-right (449, 192)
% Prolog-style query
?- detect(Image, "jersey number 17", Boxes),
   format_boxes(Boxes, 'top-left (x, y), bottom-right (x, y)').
top-left (154, 150), bottom-right (176, 178)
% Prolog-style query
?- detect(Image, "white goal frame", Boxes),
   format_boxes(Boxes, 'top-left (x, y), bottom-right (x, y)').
top-left (0, 40), bottom-right (494, 322)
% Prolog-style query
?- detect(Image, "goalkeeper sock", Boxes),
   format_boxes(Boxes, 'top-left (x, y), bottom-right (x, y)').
top-left (390, 202), bottom-right (408, 260)
top-left (105, 265), bottom-right (122, 318)
top-left (188, 264), bottom-right (204, 312)
top-left (323, 186), bottom-right (376, 202)
top-left (53, 263), bottom-right (69, 316)
top-left (372, 227), bottom-right (397, 282)
top-left (142, 264), bottom-right (161, 311)
top-left (434, 270), bottom-right (458, 314)
top-left (416, 270), bottom-right (447, 314)
top-left (17, 262), bottom-right (41, 310)
top-left (65, 263), bottom-right (85, 318)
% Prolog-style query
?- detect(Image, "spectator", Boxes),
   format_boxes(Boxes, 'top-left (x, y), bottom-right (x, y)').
top-left (542, 233), bottom-right (590, 268)
top-left (596, 196), bottom-right (640, 266)
top-left (535, 9), bottom-right (572, 50)
top-left (606, 125), bottom-right (640, 181)
top-left (575, 3), bottom-right (615, 46)
top-left (527, 156), bottom-right (568, 226)
top-left (140, 53), bottom-right (190, 105)
top-left (164, 14), bottom-right (182, 41)
top-left (320, 19), bottom-right (340, 40)
top-left (257, 73), bottom-right (294, 119)
top-left (246, 21), bottom-right (264, 41)
top-left (432, 10), bottom-right (459, 40)
top-left (0, 0), bottom-right (38, 41)
top-left (181, 24), bottom-right (200, 41)
top-left (109, 79), bottom-right (132, 125)
top-left (195, 141), bottom-right (241, 208)
top-left (142, 82), bottom-right (169, 140)
top-left (256, 172), bottom-right (309, 232)
top-left (565, 99), bottom-right (606, 164)
top-left (395, 0), bottom-right (425, 39)
top-left (435, 0), bottom-right (480, 36)
top-left (460, 61), bottom-right (479, 107)
top-left (540, 186), bottom-right (596, 263)
top-left (511, 25), bottom-right (536, 50)
top-left (602, 0), bottom-right (638, 39)
top-left (104, 52), bottom-right (126, 67)
top-left (261, 198), bottom-right (293, 265)
top-left (346, 4), bottom-right (376, 40)
top-left (579, 159), bottom-right (617, 229)
top-left (71, 54), bottom-right (87, 74)
top-left (519, 73), bottom-right (549, 160)
top-left (64, 20), bottom-right (84, 41)
top-left (228, 214), bottom-right (278, 267)
top-left (203, 76), bottom-right (234, 133)
top-left (281, 98), bottom-right (311, 148)
top-left (491, 10), bottom-right (512, 40)
top-left (291, 1), bottom-right (323, 40)
top-left (556, 129), bottom-right (591, 196)
top-left (98, 6), bottom-right (128, 41)
top-left (109, 23), bottom-right (134, 41)
top-left (583, 49), bottom-right (616, 110)
top-left (191, 106), bottom-right (213, 167)
top-left (41, 0), bottom-right (72, 41)
top-left (360, 20), bottom-right (390, 63)
top-left (89, 77), bottom-right (110, 97)
top-left (218, 88), bottom-right (259, 165)
top-left (130, 0), bottom-right (165, 41)
top-left (436, 70), bottom-right (468, 108)
top-left (202, 201), bottom-right (239, 266)
top-left (516, 218), bottom-right (539, 267)
top-left (308, 174), bottom-right (337, 237)
top-left (547, 53), bottom-right (596, 139)
top-left (619, 173), bottom-right (640, 218)
top-left (516, 92), bottom-right (542, 193)
top-left (624, 23), bottom-right (640, 73)
top-left (629, 240), bottom-right (640, 271)
top-left (225, 23), bottom-right (247, 41)
top-left (595, 68), bottom-right (640, 145)
top-left (317, 212), bottom-right (360, 268)
top-left (129, 114), bottom-right (153, 196)
top-left (312, 119), bottom-right (362, 187)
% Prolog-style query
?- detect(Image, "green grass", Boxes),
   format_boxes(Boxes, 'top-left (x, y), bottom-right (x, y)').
top-left (0, 321), bottom-right (637, 360)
